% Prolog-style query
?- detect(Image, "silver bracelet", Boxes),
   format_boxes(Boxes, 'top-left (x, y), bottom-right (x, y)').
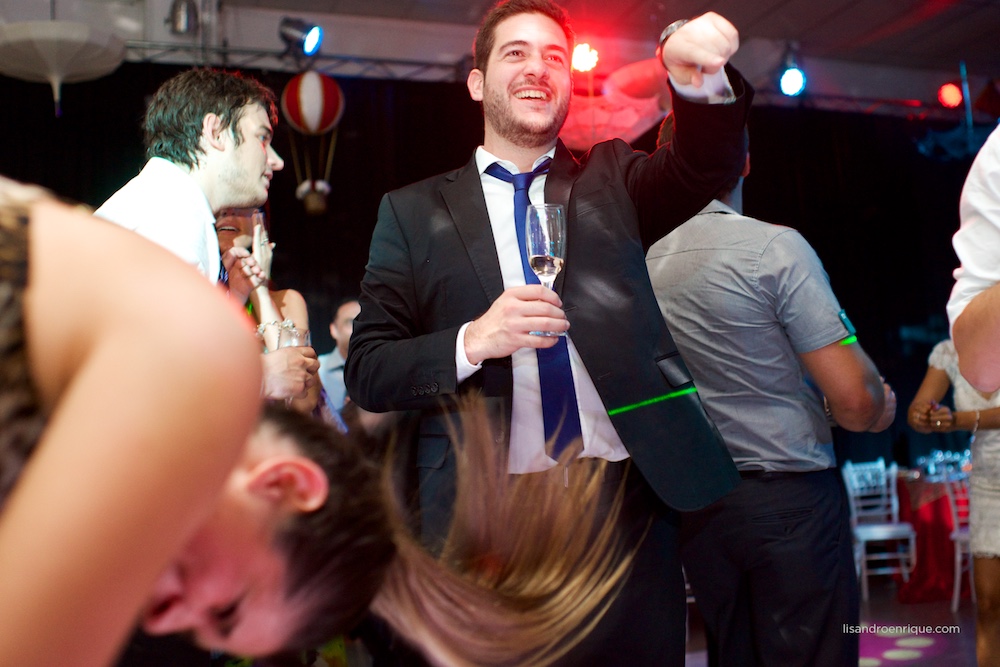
top-left (655, 19), bottom-right (691, 69)
top-left (973, 409), bottom-right (981, 435)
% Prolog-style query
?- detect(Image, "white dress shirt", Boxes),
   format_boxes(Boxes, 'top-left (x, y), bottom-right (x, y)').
top-left (455, 148), bottom-right (630, 474)
top-left (948, 123), bottom-right (1000, 329)
top-left (95, 157), bottom-right (220, 282)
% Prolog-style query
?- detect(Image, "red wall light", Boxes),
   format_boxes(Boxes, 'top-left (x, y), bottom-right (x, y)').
top-left (572, 43), bottom-right (598, 73)
top-left (938, 82), bottom-right (963, 108)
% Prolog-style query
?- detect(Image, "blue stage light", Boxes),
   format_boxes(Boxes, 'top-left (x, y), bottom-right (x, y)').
top-left (778, 44), bottom-right (806, 97)
top-left (780, 65), bottom-right (806, 96)
top-left (280, 18), bottom-right (323, 59)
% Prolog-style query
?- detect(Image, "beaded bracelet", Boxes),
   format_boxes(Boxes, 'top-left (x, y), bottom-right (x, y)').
top-left (256, 319), bottom-right (294, 337)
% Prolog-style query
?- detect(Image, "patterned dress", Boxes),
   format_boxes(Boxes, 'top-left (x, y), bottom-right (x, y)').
top-left (0, 198), bottom-right (46, 507)
top-left (929, 339), bottom-right (1000, 557)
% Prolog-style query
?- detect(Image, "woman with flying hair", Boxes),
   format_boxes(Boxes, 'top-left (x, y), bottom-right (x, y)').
top-left (0, 175), bottom-right (630, 667)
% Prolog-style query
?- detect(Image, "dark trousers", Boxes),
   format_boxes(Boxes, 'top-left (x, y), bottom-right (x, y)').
top-left (553, 461), bottom-right (686, 667)
top-left (680, 468), bottom-right (860, 667)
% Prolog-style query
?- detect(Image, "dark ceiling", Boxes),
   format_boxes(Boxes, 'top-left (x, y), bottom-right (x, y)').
top-left (225, 0), bottom-right (1000, 78)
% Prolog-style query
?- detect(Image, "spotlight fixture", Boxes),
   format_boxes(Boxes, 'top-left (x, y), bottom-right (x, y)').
top-left (778, 44), bottom-right (806, 97)
top-left (280, 17), bottom-right (323, 59)
top-left (166, 0), bottom-right (199, 36)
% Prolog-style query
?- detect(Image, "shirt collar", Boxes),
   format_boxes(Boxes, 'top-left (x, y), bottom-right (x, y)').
top-left (145, 157), bottom-right (215, 221)
top-left (475, 146), bottom-right (556, 176)
top-left (698, 199), bottom-right (738, 216)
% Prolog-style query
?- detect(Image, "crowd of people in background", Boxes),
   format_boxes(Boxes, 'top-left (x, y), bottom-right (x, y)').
top-left (3, 0), bottom-right (1000, 666)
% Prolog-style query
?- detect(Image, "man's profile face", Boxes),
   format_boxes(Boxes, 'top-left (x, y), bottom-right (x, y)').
top-left (469, 12), bottom-right (571, 150)
top-left (331, 300), bottom-right (361, 357)
top-left (218, 103), bottom-right (285, 209)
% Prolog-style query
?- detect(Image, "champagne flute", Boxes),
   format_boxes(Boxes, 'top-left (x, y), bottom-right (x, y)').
top-left (525, 203), bottom-right (566, 337)
top-left (277, 326), bottom-right (311, 406)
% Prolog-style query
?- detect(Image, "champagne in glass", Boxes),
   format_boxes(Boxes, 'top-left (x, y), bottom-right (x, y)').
top-left (525, 203), bottom-right (567, 336)
top-left (528, 254), bottom-right (565, 288)
top-left (277, 327), bottom-right (311, 349)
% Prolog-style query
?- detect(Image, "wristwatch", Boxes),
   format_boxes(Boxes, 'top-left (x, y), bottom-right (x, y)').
top-left (655, 19), bottom-right (690, 68)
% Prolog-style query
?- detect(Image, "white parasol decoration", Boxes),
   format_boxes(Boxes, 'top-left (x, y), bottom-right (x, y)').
top-left (0, 21), bottom-right (125, 116)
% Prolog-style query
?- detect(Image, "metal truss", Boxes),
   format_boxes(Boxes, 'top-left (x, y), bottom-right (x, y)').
top-left (124, 40), bottom-right (465, 81)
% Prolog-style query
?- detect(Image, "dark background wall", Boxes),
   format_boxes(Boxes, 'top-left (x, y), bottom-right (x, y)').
top-left (0, 62), bottom-right (987, 464)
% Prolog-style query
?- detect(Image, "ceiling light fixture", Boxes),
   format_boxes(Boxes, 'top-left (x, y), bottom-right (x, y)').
top-left (167, 0), bottom-right (199, 36)
top-left (778, 43), bottom-right (806, 97)
top-left (280, 17), bottom-right (323, 59)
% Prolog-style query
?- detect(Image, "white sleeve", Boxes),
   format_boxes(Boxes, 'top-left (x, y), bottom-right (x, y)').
top-left (669, 69), bottom-right (735, 104)
top-left (455, 321), bottom-right (482, 383)
top-left (947, 125), bottom-right (1000, 331)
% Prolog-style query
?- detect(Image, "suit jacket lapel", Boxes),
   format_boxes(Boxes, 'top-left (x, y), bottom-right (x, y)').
top-left (546, 139), bottom-right (580, 294)
top-left (442, 155), bottom-right (506, 304)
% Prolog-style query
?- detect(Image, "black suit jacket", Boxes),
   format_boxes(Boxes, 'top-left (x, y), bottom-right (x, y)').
top-left (347, 70), bottom-right (752, 511)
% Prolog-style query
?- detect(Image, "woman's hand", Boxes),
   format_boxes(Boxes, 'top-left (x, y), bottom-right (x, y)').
top-left (928, 403), bottom-right (956, 432)
top-left (908, 400), bottom-right (934, 433)
top-left (910, 399), bottom-right (958, 433)
top-left (252, 219), bottom-right (274, 281)
top-left (223, 247), bottom-right (266, 305)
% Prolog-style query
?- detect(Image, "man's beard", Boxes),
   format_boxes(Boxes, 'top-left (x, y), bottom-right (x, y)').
top-left (482, 82), bottom-right (569, 149)
top-left (219, 163), bottom-right (267, 210)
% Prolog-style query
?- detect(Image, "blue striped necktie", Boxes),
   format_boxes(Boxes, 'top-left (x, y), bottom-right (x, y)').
top-left (485, 158), bottom-right (583, 458)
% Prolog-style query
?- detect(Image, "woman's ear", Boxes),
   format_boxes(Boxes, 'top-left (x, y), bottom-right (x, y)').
top-left (247, 456), bottom-right (329, 512)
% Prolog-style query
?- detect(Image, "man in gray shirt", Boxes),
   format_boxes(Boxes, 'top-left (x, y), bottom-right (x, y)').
top-left (646, 121), bottom-right (896, 666)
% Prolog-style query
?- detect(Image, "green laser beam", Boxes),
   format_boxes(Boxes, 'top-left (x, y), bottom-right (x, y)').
top-left (607, 386), bottom-right (698, 416)
top-left (840, 335), bottom-right (858, 346)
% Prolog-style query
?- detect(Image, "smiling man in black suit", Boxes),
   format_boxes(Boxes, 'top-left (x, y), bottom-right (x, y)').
top-left (347, 1), bottom-right (752, 663)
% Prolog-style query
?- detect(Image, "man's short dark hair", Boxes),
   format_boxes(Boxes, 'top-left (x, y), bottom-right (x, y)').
top-left (473, 0), bottom-right (574, 74)
top-left (330, 296), bottom-right (361, 328)
top-left (144, 69), bottom-right (278, 169)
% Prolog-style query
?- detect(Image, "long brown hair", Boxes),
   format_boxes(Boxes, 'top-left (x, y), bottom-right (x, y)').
top-left (372, 403), bottom-right (630, 666)
top-left (266, 399), bottom-right (631, 666)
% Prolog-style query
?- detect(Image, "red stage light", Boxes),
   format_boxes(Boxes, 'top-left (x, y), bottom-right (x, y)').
top-left (572, 43), bottom-right (598, 72)
top-left (938, 82), bottom-right (963, 108)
